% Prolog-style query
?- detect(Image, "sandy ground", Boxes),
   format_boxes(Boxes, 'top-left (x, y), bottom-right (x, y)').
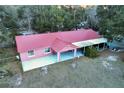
top-left (0, 49), bottom-right (124, 88)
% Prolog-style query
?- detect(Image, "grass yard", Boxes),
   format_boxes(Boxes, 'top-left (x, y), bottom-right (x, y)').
top-left (0, 48), bottom-right (18, 65)
top-left (0, 48), bottom-right (124, 88)
top-left (0, 48), bottom-right (17, 58)
top-left (0, 48), bottom-right (22, 87)
top-left (19, 54), bottom-right (124, 88)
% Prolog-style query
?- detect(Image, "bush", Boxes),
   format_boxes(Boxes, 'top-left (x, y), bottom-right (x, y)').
top-left (85, 47), bottom-right (99, 58)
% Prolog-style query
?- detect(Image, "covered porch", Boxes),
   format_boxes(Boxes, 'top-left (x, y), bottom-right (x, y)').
top-left (22, 49), bottom-right (83, 72)
top-left (72, 38), bottom-right (108, 52)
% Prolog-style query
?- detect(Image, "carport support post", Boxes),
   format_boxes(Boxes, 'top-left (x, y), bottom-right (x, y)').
top-left (74, 49), bottom-right (77, 57)
top-left (84, 47), bottom-right (85, 54)
top-left (57, 52), bottom-right (60, 62)
top-left (103, 43), bottom-right (106, 50)
top-left (97, 44), bottom-right (99, 51)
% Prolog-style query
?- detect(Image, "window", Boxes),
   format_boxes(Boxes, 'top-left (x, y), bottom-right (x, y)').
top-left (44, 48), bottom-right (50, 53)
top-left (28, 50), bottom-right (34, 57)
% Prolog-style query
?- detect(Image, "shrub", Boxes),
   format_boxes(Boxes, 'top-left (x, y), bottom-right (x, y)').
top-left (85, 47), bottom-right (99, 58)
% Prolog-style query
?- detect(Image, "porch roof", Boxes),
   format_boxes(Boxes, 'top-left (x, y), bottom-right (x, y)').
top-left (22, 50), bottom-right (83, 72)
top-left (51, 38), bottom-right (78, 52)
top-left (72, 38), bottom-right (107, 48)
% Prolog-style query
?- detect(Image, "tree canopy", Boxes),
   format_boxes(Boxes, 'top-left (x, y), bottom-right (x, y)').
top-left (96, 6), bottom-right (124, 39)
top-left (0, 5), bottom-right (87, 47)
top-left (15, 5), bottom-right (87, 33)
top-left (0, 5), bottom-right (124, 47)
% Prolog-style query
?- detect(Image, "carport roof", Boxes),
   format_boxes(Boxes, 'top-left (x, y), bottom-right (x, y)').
top-left (72, 38), bottom-right (107, 48)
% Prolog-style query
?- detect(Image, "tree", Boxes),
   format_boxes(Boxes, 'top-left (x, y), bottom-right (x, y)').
top-left (0, 21), bottom-right (6, 43)
top-left (31, 5), bottom-right (86, 32)
top-left (97, 6), bottom-right (124, 39)
top-left (0, 6), bottom-right (18, 47)
top-left (0, 5), bottom-right (87, 47)
top-left (17, 6), bottom-right (33, 31)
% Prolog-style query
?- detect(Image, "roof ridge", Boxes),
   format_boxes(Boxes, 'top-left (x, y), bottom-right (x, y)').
top-left (56, 37), bottom-right (70, 43)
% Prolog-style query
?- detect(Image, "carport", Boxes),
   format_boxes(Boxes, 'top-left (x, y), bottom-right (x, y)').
top-left (72, 38), bottom-right (107, 52)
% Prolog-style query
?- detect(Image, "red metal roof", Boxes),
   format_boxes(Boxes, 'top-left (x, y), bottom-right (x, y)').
top-left (16, 29), bottom-right (101, 53)
top-left (51, 38), bottom-right (78, 52)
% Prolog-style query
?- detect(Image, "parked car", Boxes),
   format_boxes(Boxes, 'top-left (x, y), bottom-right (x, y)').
top-left (111, 47), bottom-right (124, 52)
top-left (108, 39), bottom-right (124, 52)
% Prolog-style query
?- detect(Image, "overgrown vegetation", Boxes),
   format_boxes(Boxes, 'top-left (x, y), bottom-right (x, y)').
top-left (85, 47), bottom-right (99, 58)
top-left (97, 6), bottom-right (124, 39)
top-left (0, 48), bottom-right (17, 64)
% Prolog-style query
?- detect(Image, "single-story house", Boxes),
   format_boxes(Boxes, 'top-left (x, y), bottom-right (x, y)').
top-left (15, 29), bottom-right (107, 71)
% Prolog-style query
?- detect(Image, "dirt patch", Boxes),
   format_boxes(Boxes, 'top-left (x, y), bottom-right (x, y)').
top-left (99, 50), bottom-right (124, 62)
top-left (0, 61), bottom-right (22, 87)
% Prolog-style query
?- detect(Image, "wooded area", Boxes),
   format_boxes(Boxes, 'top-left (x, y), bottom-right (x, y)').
top-left (0, 5), bottom-right (124, 47)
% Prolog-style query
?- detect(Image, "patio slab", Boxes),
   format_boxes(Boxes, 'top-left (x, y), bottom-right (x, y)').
top-left (21, 50), bottom-right (83, 72)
